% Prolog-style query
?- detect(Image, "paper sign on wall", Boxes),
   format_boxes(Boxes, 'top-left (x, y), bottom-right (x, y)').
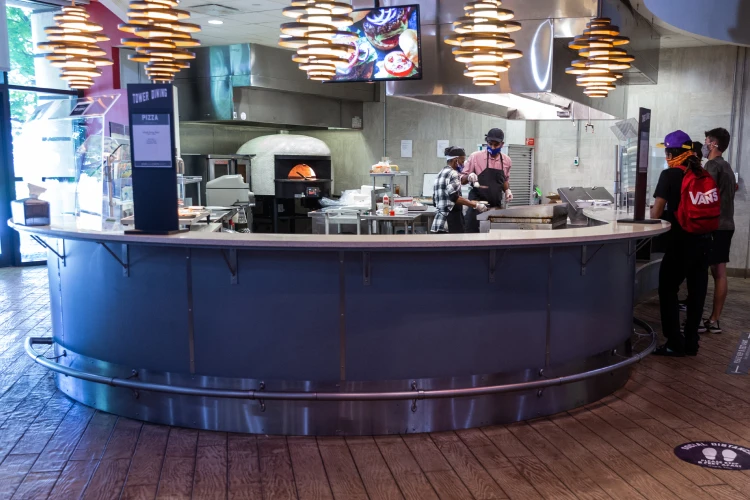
top-left (401, 140), bottom-right (413, 158)
top-left (437, 139), bottom-right (449, 158)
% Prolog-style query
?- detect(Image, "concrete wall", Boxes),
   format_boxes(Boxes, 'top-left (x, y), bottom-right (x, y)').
top-left (180, 97), bottom-right (508, 196)
top-left (534, 45), bottom-right (750, 272)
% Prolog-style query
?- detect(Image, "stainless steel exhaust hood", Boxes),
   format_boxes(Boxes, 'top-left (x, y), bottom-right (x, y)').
top-left (164, 44), bottom-right (377, 129)
top-left (380, 0), bottom-right (660, 120)
top-left (120, 0), bottom-right (661, 125)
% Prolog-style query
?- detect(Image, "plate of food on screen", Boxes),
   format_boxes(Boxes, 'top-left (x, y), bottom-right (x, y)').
top-left (331, 5), bottom-right (421, 82)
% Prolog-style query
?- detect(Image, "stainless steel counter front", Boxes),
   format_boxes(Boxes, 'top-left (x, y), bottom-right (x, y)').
top-left (11, 215), bottom-right (668, 435)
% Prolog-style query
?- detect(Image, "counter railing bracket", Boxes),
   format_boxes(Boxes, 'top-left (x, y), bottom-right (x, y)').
top-left (580, 244), bottom-right (604, 276)
top-left (31, 236), bottom-right (65, 266)
top-left (410, 381), bottom-right (422, 413)
top-left (220, 249), bottom-right (238, 284)
top-left (363, 252), bottom-right (371, 286)
top-left (488, 249), bottom-right (506, 283)
top-left (627, 238), bottom-right (652, 258)
top-left (258, 381), bottom-right (266, 412)
top-left (97, 242), bottom-right (129, 276)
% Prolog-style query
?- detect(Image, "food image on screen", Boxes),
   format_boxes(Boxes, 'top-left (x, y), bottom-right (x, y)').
top-left (363, 8), bottom-right (410, 51)
top-left (330, 5), bottom-right (421, 83)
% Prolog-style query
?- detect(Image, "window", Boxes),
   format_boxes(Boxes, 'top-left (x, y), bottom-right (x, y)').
top-left (2, 1), bottom-right (79, 265)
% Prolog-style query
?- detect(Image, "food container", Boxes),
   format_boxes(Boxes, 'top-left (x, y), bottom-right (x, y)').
top-left (11, 198), bottom-right (50, 226)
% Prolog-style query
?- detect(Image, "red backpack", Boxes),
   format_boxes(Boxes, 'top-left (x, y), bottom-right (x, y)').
top-left (675, 166), bottom-right (720, 234)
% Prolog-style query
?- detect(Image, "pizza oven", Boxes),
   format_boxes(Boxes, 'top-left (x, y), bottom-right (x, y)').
top-left (237, 134), bottom-right (333, 233)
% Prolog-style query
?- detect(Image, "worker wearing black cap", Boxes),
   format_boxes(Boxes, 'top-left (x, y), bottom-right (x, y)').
top-left (461, 128), bottom-right (512, 232)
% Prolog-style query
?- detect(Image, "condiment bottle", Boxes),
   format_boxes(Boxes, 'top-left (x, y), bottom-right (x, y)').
top-left (383, 193), bottom-right (390, 214)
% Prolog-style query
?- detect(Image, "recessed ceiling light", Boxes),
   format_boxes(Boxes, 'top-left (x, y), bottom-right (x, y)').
top-left (208, 19), bottom-right (224, 25)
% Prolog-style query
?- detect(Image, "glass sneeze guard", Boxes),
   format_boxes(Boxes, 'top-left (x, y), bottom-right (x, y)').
top-left (14, 94), bottom-right (132, 231)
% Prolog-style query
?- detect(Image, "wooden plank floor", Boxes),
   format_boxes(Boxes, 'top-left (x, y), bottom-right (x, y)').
top-left (0, 266), bottom-right (749, 499)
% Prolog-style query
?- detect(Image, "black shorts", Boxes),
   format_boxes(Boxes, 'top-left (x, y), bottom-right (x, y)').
top-left (710, 230), bottom-right (734, 265)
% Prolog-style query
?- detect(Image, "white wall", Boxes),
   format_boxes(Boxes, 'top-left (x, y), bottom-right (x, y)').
top-left (180, 97), bottom-right (508, 197)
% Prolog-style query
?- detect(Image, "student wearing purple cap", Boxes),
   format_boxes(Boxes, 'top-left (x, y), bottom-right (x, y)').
top-left (651, 130), bottom-right (714, 357)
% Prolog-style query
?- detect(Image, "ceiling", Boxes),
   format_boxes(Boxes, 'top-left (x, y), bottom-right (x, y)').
top-left (101, 0), bottom-right (730, 50)
top-left (631, 1), bottom-right (727, 48)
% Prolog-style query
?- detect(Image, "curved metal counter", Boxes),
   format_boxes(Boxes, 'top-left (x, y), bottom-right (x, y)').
top-left (11, 215), bottom-right (668, 435)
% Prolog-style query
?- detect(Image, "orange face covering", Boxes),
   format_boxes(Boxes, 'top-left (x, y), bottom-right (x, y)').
top-left (667, 150), bottom-right (693, 168)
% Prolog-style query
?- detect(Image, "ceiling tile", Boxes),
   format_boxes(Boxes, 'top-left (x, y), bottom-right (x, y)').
top-left (230, 12), bottom-right (285, 24)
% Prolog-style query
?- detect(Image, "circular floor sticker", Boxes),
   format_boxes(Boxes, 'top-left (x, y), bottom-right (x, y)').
top-left (675, 442), bottom-right (750, 470)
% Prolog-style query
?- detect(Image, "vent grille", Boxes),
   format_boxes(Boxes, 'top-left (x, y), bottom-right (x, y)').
top-left (507, 145), bottom-right (534, 206)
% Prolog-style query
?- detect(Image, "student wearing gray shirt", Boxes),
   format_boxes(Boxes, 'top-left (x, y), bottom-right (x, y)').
top-left (700, 128), bottom-right (737, 334)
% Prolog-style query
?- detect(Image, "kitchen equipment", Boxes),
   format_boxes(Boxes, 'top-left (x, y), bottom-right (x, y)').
top-left (206, 175), bottom-right (255, 208)
top-left (557, 187), bottom-right (615, 226)
top-left (477, 204), bottom-right (568, 232)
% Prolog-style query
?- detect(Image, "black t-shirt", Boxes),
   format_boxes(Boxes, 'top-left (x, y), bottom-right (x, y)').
top-left (654, 167), bottom-right (684, 230)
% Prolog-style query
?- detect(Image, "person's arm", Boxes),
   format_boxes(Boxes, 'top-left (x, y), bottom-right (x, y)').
top-left (460, 154), bottom-right (475, 184)
top-left (456, 196), bottom-right (478, 208)
top-left (651, 169), bottom-right (669, 219)
top-left (449, 172), bottom-right (482, 210)
top-left (651, 198), bottom-right (667, 219)
top-left (502, 154), bottom-right (513, 200)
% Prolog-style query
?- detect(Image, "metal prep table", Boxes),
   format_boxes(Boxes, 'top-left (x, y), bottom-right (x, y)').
top-left (362, 208), bottom-right (436, 234)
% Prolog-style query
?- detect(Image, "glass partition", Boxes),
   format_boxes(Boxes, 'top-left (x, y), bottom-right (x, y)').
top-left (13, 94), bottom-right (130, 238)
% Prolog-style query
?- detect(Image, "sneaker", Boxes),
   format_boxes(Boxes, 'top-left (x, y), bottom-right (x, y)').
top-left (653, 345), bottom-right (685, 357)
top-left (697, 320), bottom-right (707, 333)
top-left (678, 300), bottom-right (688, 312)
top-left (703, 319), bottom-right (722, 334)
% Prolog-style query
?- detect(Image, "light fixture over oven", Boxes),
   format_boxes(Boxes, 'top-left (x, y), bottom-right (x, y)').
top-left (444, 0), bottom-right (523, 86)
top-left (278, 0), bottom-right (357, 81)
top-left (37, 1), bottom-right (113, 90)
top-left (118, 0), bottom-right (201, 84)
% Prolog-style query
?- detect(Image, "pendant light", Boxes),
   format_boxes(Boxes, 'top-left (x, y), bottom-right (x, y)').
top-left (118, 0), bottom-right (201, 84)
top-left (565, 17), bottom-right (634, 98)
top-left (37, 2), bottom-right (113, 90)
top-left (279, 0), bottom-right (356, 81)
top-left (444, 0), bottom-right (523, 86)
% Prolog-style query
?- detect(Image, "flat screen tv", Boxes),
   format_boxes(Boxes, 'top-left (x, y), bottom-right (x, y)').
top-left (330, 5), bottom-right (422, 83)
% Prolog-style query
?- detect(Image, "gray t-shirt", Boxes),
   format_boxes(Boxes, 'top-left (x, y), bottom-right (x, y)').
top-left (705, 156), bottom-right (736, 230)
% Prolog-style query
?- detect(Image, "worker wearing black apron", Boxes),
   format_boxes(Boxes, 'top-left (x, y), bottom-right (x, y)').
top-left (431, 147), bottom-right (487, 233)
top-left (462, 128), bottom-right (512, 233)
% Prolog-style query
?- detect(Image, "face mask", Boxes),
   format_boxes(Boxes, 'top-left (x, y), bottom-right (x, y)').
top-left (486, 146), bottom-right (502, 156)
top-left (701, 143), bottom-right (712, 158)
top-left (456, 162), bottom-right (464, 173)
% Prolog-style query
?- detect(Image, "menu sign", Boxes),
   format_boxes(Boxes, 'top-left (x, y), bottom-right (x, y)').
top-left (132, 113), bottom-right (172, 168)
top-left (126, 83), bottom-right (179, 234)
top-left (634, 107), bottom-right (651, 221)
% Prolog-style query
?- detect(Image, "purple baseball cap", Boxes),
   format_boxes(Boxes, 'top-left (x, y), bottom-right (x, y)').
top-left (656, 130), bottom-right (692, 149)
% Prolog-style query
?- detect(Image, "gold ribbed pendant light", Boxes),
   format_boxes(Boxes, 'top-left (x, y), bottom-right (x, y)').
top-left (36, 1), bottom-right (113, 90)
top-left (279, 0), bottom-right (356, 81)
top-left (444, 0), bottom-right (523, 86)
top-left (565, 17), bottom-right (634, 98)
top-left (118, 0), bottom-right (201, 83)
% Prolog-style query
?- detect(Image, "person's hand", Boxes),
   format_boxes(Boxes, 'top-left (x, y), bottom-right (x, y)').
top-left (475, 202), bottom-right (488, 213)
top-left (505, 189), bottom-right (513, 202)
top-left (467, 173), bottom-right (478, 184)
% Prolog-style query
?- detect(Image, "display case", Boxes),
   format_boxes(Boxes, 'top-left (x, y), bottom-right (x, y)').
top-left (610, 119), bottom-right (637, 213)
top-left (13, 94), bottom-right (131, 231)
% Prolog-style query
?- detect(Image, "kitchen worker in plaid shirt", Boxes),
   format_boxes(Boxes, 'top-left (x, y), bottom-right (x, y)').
top-left (431, 146), bottom-right (488, 233)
